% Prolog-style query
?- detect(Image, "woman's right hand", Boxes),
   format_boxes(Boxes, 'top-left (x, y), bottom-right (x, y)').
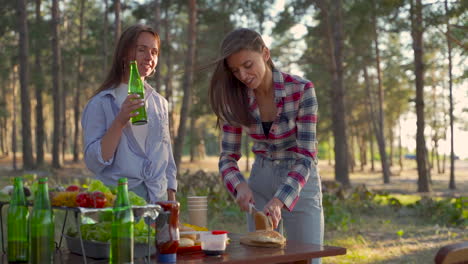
top-left (115, 94), bottom-right (145, 127)
top-left (235, 182), bottom-right (254, 212)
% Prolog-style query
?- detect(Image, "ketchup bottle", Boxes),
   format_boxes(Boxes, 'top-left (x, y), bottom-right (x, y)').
top-left (156, 201), bottom-right (180, 263)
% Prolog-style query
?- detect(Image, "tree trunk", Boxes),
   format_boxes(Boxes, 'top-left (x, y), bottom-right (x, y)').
top-left (328, 134), bottom-right (332, 166)
top-left (190, 116), bottom-right (195, 162)
top-left (73, 0), bottom-right (85, 162)
top-left (61, 82), bottom-right (68, 162)
top-left (348, 129), bottom-right (355, 173)
top-left (442, 153), bottom-right (446, 174)
top-left (434, 140), bottom-right (440, 174)
top-left (445, 0), bottom-right (455, 190)
top-left (319, 0), bottom-right (350, 186)
top-left (363, 66), bottom-right (376, 173)
top-left (358, 133), bottom-right (367, 171)
top-left (398, 116), bottom-right (403, 171)
top-left (34, 0), bottom-right (45, 167)
top-left (114, 0), bottom-right (121, 43)
top-left (153, 0), bottom-right (161, 93)
top-left (389, 125), bottom-right (394, 168)
top-left (12, 66), bottom-right (18, 170)
top-left (411, 0), bottom-right (430, 192)
top-left (103, 0), bottom-right (109, 74)
top-left (18, 0), bottom-right (35, 169)
top-left (173, 0), bottom-right (197, 169)
top-left (372, 2), bottom-right (391, 183)
top-left (52, 0), bottom-right (63, 168)
top-left (164, 4), bottom-right (175, 140)
top-left (430, 84), bottom-right (437, 171)
top-left (0, 73), bottom-right (8, 155)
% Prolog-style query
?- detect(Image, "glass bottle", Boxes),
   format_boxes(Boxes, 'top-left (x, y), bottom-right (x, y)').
top-left (128, 60), bottom-right (147, 125)
top-left (29, 177), bottom-right (54, 264)
top-left (110, 177), bottom-right (134, 264)
top-left (156, 201), bottom-right (180, 263)
top-left (7, 177), bottom-right (29, 263)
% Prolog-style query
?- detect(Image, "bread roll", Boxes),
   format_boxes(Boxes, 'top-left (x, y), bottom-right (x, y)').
top-left (179, 238), bottom-right (195, 247)
top-left (240, 230), bottom-right (286, 248)
top-left (180, 225), bottom-right (197, 240)
top-left (254, 211), bottom-right (273, 231)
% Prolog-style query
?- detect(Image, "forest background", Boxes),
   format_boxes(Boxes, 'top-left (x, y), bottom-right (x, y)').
top-left (0, 0), bottom-right (467, 263)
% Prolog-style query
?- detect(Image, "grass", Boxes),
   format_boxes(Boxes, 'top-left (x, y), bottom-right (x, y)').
top-left (322, 206), bottom-right (467, 264)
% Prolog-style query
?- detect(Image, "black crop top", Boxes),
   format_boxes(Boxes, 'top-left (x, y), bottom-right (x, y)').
top-left (262, 121), bottom-right (273, 138)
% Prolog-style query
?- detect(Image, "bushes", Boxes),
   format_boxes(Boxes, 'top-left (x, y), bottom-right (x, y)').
top-left (321, 182), bottom-right (467, 231)
top-left (176, 171), bottom-right (467, 230)
top-left (407, 197), bottom-right (467, 227)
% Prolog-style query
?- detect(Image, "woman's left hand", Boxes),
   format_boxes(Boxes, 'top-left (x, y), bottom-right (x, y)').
top-left (167, 189), bottom-right (176, 201)
top-left (263, 197), bottom-right (284, 229)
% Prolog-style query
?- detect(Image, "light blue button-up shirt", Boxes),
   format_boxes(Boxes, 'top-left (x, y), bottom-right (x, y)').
top-left (81, 83), bottom-right (177, 202)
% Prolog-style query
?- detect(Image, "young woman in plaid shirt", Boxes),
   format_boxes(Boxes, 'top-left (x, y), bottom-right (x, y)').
top-left (209, 28), bottom-right (324, 263)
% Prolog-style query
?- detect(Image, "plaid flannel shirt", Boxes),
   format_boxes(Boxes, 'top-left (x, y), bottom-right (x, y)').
top-left (219, 68), bottom-right (318, 211)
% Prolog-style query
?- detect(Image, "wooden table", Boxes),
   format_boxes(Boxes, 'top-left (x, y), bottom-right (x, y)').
top-left (1, 234), bottom-right (345, 264)
top-left (176, 234), bottom-right (346, 264)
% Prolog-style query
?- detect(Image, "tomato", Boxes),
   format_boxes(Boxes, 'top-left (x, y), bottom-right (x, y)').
top-left (65, 185), bottom-right (80, 192)
top-left (92, 191), bottom-right (107, 208)
top-left (76, 192), bottom-right (92, 207)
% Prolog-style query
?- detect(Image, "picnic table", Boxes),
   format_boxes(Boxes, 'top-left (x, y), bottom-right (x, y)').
top-left (1, 201), bottom-right (346, 263)
top-left (1, 233), bottom-right (346, 264)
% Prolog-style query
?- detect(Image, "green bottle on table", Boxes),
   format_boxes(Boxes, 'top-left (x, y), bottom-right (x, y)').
top-left (29, 177), bottom-right (55, 264)
top-left (110, 178), bottom-right (134, 264)
top-left (7, 177), bottom-right (29, 263)
top-left (128, 60), bottom-right (147, 125)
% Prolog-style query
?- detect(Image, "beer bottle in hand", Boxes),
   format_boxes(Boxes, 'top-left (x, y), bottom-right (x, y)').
top-left (7, 177), bottom-right (29, 263)
top-left (110, 178), bottom-right (134, 264)
top-left (29, 177), bottom-right (55, 264)
top-left (128, 60), bottom-right (147, 125)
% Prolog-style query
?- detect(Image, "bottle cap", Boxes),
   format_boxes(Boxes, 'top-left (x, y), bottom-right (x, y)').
top-left (14, 177), bottom-right (23, 183)
top-left (158, 253), bottom-right (177, 263)
top-left (38, 177), bottom-right (48, 184)
top-left (118, 178), bottom-right (128, 185)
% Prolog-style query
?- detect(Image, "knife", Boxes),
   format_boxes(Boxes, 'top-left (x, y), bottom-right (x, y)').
top-left (248, 203), bottom-right (259, 214)
top-left (249, 203), bottom-right (284, 236)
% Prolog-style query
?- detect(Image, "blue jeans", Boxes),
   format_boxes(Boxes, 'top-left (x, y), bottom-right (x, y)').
top-left (247, 156), bottom-right (324, 264)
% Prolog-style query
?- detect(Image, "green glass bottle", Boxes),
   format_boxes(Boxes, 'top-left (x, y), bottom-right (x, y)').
top-left (110, 178), bottom-right (134, 264)
top-left (7, 177), bottom-right (29, 263)
top-left (128, 61), bottom-right (147, 125)
top-left (29, 177), bottom-right (55, 264)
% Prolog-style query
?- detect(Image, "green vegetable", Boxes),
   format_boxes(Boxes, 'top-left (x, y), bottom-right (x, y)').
top-left (134, 218), bottom-right (155, 243)
top-left (81, 222), bottom-right (112, 242)
top-left (88, 180), bottom-right (111, 194)
top-left (129, 191), bottom-right (146, 206)
top-left (67, 219), bottom-right (155, 244)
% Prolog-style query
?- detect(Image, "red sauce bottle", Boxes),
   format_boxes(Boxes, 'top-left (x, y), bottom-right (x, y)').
top-left (156, 201), bottom-right (180, 263)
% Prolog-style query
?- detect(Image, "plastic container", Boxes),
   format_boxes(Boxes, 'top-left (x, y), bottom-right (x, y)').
top-left (200, 231), bottom-right (228, 256)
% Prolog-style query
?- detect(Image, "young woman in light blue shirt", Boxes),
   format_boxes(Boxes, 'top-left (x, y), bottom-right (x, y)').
top-left (81, 24), bottom-right (177, 202)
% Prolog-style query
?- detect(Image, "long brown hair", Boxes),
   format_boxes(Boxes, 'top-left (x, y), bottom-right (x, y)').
top-left (93, 24), bottom-right (160, 97)
top-left (209, 28), bottom-right (274, 127)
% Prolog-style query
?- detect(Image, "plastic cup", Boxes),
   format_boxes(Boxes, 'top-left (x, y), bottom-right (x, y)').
top-left (188, 208), bottom-right (208, 228)
top-left (187, 196), bottom-right (207, 201)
